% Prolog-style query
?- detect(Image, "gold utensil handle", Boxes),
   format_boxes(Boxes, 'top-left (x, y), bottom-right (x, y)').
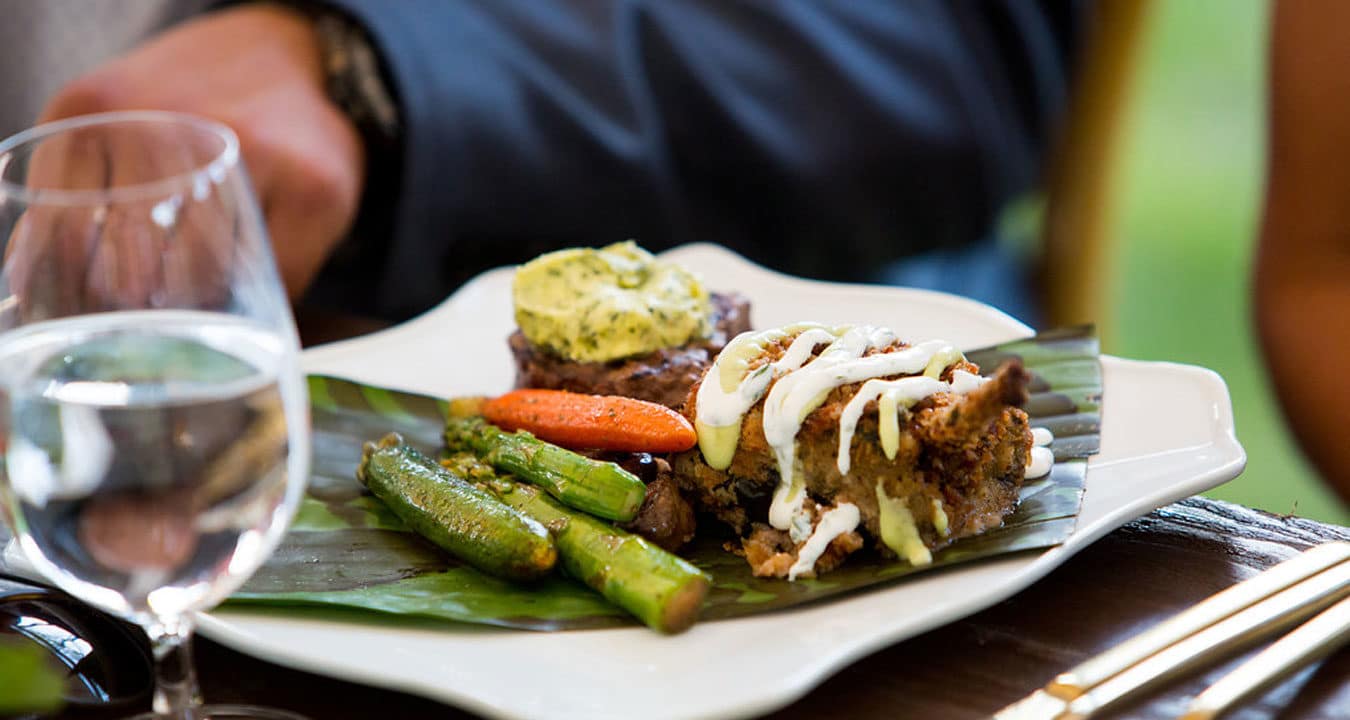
top-left (1060, 559), bottom-right (1350, 719)
top-left (1180, 595), bottom-right (1350, 720)
top-left (1047, 541), bottom-right (1350, 699)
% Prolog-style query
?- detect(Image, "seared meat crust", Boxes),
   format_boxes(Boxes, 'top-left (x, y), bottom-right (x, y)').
top-left (509, 293), bottom-right (752, 409)
top-left (672, 336), bottom-right (1033, 576)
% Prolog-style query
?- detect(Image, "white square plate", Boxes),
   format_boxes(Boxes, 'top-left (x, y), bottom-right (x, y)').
top-left (199, 244), bottom-right (1246, 720)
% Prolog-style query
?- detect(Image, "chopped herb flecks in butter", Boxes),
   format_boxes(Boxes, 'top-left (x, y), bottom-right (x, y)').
top-left (513, 241), bottom-right (713, 362)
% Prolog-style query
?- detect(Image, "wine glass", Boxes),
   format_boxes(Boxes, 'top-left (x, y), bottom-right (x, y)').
top-left (0, 111), bottom-right (309, 720)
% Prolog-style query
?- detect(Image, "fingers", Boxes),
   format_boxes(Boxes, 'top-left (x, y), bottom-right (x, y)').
top-left (85, 205), bottom-right (161, 310)
top-left (7, 126), bottom-right (110, 318)
top-left (102, 120), bottom-right (238, 310)
top-left (165, 184), bottom-right (237, 310)
top-left (20, 3), bottom-right (366, 303)
top-left (6, 122), bottom-right (139, 317)
top-left (6, 208), bottom-right (101, 319)
top-left (4, 116), bottom-right (256, 319)
top-left (246, 105), bottom-right (364, 299)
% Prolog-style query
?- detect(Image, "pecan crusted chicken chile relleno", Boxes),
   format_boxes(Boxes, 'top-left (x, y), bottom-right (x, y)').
top-left (671, 325), bottom-right (1036, 579)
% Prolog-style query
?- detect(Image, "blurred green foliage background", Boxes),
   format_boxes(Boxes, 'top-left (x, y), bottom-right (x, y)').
top-left (1109, 1), bottom-right (1349, 524)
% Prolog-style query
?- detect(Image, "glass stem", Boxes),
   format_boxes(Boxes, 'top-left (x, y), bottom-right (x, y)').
top-left (148, 615), bottom-right (202, 719)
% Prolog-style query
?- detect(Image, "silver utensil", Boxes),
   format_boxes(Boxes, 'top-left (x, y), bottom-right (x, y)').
top-left (994, 541), bottom-right (1350, 720)
top-left (1181, 594), bottom-right (1350, 720)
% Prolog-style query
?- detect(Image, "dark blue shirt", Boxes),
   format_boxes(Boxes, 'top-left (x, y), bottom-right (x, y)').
top-left (309, 0), bottom-right (1084, 322)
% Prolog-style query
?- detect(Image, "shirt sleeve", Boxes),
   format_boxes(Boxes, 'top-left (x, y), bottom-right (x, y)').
top-left (307, 0), bottom-right (1079, 319)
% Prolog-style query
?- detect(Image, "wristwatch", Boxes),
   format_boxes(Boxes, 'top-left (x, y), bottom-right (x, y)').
top-left (311, 9), bottom-right (400, 143)
top-left (283, 2), bottom-right (403, 310)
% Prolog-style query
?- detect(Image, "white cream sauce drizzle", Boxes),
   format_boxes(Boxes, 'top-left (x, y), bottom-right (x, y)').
top-left (761, 331), bottom-right (953, 529)
top-left (696, 326), bottom-right (838, 427)
top-left (950, 369), bottom-right (987, 394)
top-left (1027, 427), bottom-right (1055, 478)
top-left (697, 324), bottom-right (965, 532)
top-left (836, 376), bottom-right (947, 475)
top-left (697, 322), bottom-right (1058, 576)
top-left (787, 502), bottom-right (860, 580)
top-left (836, 368), bottom-right (989, 475)
top-left (694, 325), bottom-right (841, 470)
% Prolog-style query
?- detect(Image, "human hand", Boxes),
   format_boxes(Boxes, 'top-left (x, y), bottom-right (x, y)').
top-left (36, 3), bottom-right (365, 300)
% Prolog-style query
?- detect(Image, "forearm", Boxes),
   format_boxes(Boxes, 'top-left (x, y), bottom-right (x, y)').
top-left (1255, 269), bottom-right (1350, 503)
top-left (1256, 0), bottom-right (1350, 503)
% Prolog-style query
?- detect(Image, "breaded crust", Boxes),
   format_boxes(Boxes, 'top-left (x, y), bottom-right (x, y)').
top-left (672, 337), bottom-right (1033, 577)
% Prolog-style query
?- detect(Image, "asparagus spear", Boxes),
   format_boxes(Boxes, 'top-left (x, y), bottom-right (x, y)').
top-left (444, 416), bottom-right (646, 522)
top-left (358, 434), bottom-right (557, 581)
top-left (442, 453), bottom-right (710, 633)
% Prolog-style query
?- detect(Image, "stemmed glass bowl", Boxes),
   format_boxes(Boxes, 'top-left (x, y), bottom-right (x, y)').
top-left (0, 111), bottom-right (309, 719)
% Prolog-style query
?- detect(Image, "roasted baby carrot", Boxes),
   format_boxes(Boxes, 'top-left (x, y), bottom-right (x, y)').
top-left (482, 389), bottom-right (698, 453)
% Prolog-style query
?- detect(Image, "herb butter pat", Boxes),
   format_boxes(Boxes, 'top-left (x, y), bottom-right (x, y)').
top-left (513, 242), bottom-right (713, 362)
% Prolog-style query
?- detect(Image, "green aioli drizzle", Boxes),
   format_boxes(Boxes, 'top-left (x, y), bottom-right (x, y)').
top-left (713, 323), bottom-right (831, 393)
top-left (695, 419), bottom-right (743, 471)
top-left (922, 345), bottom-right (965, 378)
top-left (931, 498), bottom-right (950, 537)
top-left (876, 481), bottom-right (932, 566)
top-left (878, 392), bottom-right (901, 460)
top-left (697, 323), bottom-right (839, 469)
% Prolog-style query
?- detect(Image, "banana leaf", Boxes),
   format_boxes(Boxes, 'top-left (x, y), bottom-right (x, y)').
top-left (228, 326), bottom-right (1101, 630)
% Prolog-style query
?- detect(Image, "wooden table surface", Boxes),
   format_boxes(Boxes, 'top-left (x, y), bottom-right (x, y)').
top-left (21, 311), bottom-right (1350, 720)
